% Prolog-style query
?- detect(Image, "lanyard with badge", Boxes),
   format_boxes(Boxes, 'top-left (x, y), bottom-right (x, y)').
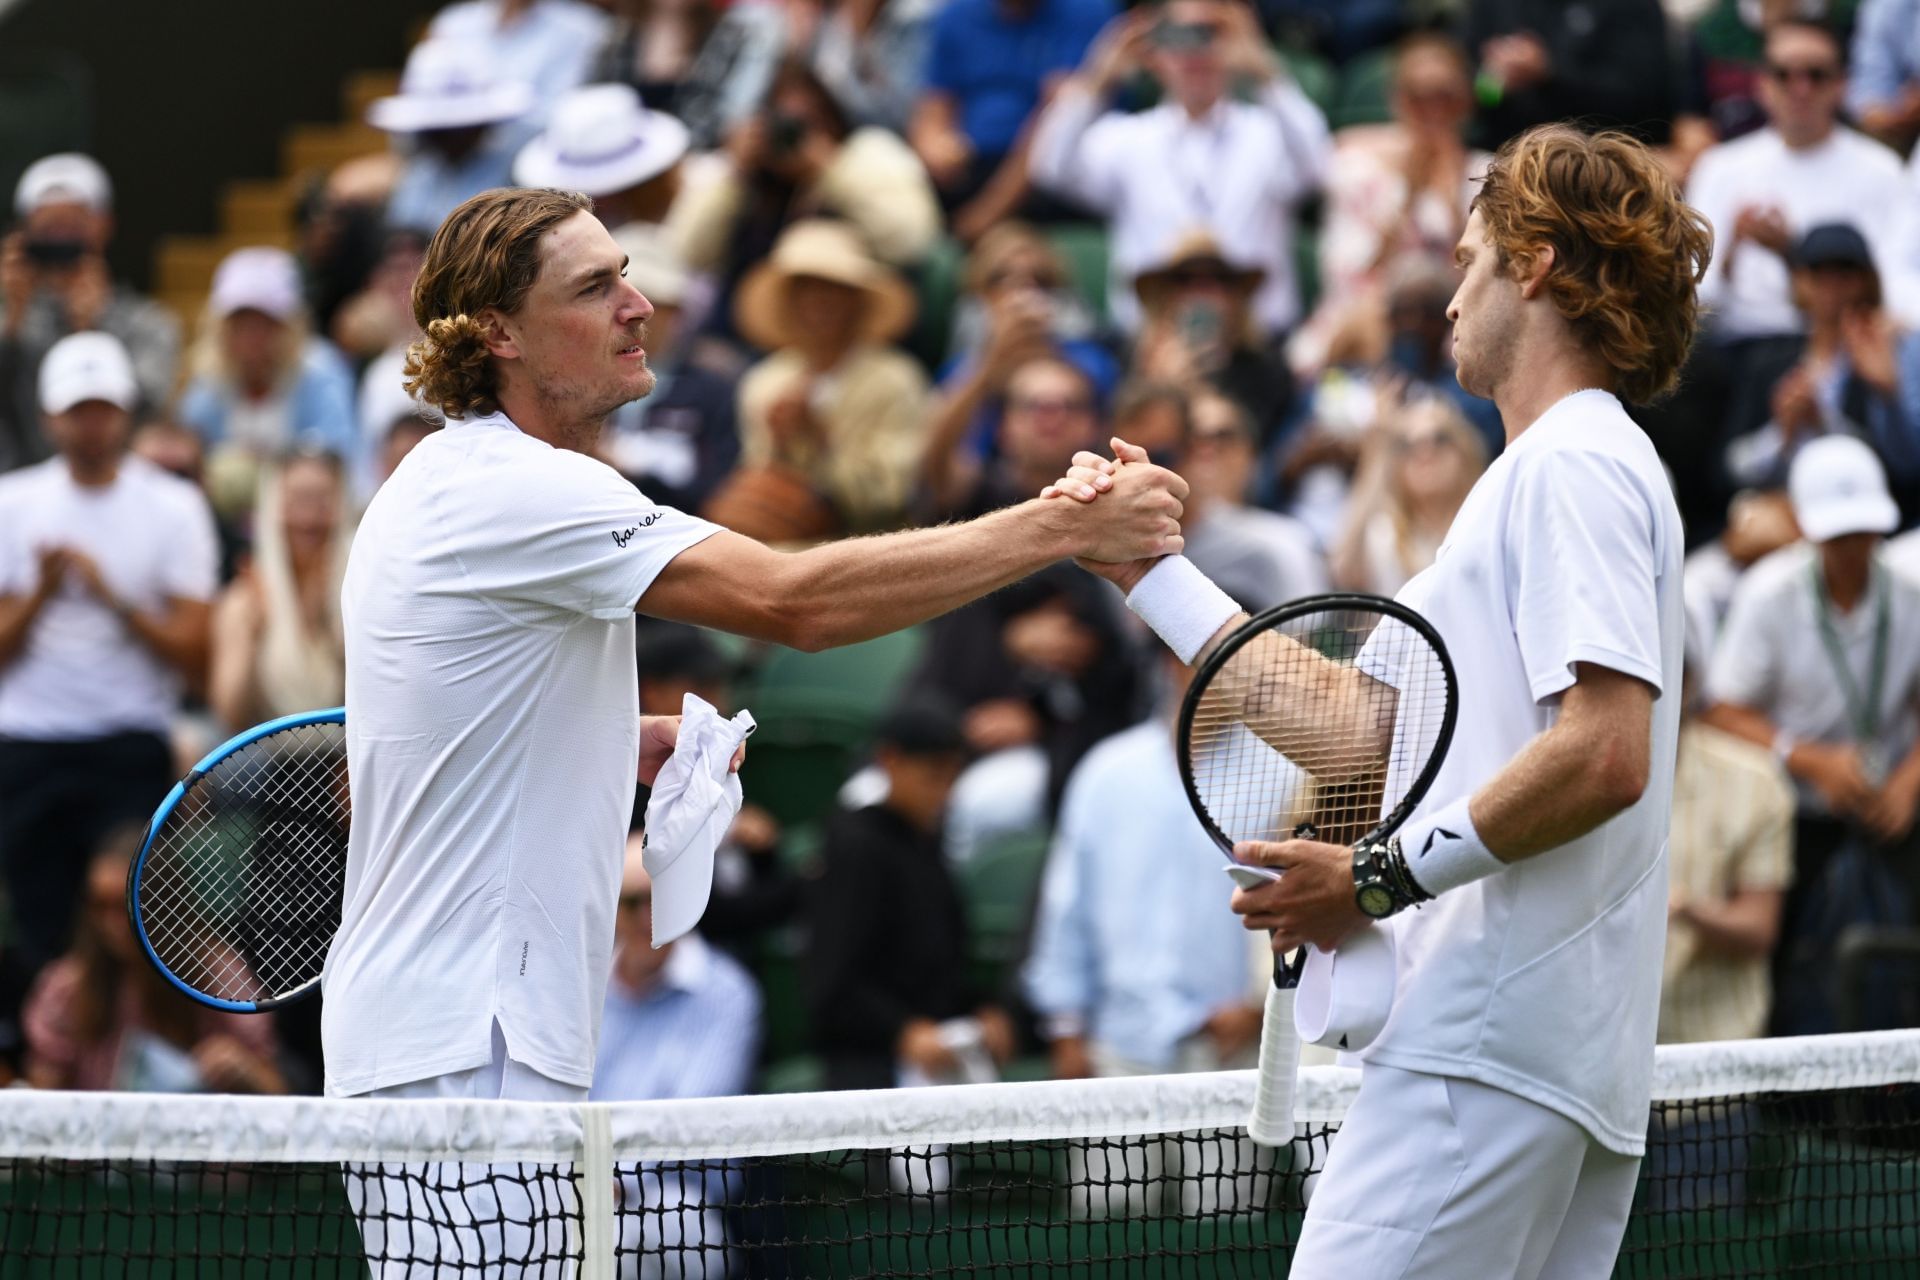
top-left (1809, 559), bottom-right (1891, 784)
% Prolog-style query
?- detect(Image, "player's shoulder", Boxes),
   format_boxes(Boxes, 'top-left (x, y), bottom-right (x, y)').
top-left (1515, 396), bottom-right (1668, 492)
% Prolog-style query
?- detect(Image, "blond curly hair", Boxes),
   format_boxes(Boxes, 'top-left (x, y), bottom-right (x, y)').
top-left (402, 188), bottom-right (595, 420)
top-left (1471, 125), bottom-right (1713, 407)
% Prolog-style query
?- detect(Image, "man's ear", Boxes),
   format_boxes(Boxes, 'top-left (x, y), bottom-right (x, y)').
top-left (1516, 243), bottom-right (1556, 301)
top-left (476, 307), bottom-right (520, 361)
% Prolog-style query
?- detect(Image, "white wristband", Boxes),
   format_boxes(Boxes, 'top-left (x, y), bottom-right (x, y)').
top-left (1398, 795), bottom-right (1505, 899)
top-left (1123, 556), bottom-right (1239, 664)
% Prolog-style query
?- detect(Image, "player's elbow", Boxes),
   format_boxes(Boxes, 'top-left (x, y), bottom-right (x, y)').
top-left (1588, 738), bottom-right (1649, 815)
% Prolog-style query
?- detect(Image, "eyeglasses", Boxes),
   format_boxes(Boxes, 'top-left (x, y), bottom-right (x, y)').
top-left (1164, 267), bottom-right (1236, 289)
top-left (1008, 395), bottom-right (1094, 415)
top-left (984, 267), bottom-right (1060, 293)
top-left (1766, 63), bottom-right (1839, 87)
top-left (1394, 432), bottom-right (1456, 455)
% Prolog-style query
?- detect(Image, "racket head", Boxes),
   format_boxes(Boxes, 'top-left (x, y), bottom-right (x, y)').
top-left (1177, 593), bottom-right (1458, 862)
top-left (127, 707), bottom-right (349, 1012)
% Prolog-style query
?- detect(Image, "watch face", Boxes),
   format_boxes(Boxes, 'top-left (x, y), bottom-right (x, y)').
top-left (1357, 884), bottom-right (1396, 919)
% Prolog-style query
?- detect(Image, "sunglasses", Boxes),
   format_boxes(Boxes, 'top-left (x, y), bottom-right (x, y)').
top-left (619, 891), bottom-right (653, 912)
top-left (1394, 432), bottom-right (1456, 455)
top-left (1766, 63), bottom-right (1839, 87)
top-left (1155, 20), bottom-right (1218, 51)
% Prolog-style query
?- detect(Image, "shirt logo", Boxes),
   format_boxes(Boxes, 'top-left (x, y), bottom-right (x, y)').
top-left (610, 513), bottom-right (661, 547)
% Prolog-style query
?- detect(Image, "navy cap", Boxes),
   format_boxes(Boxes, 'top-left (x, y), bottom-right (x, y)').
top-left (1794, 223), bottom-right (1874, 271)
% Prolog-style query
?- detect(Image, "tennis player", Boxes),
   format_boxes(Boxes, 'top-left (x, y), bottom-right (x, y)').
top-left (1053, 124), bottom-right (1712, 1277)
top-left (320, 186), bottom-right (1186, 1108)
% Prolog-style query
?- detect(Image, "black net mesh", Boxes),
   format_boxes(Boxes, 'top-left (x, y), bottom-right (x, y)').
top-left (2, 1082), bottom-right (1916, 1277)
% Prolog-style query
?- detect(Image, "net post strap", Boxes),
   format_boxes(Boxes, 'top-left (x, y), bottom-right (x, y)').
top-left (5, 1030), bottom-right (1918, 1165)
top-left (579, 1104), bottom-right (614, 1280)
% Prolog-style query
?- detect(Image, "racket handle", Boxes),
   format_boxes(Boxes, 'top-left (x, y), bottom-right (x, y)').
top-left (1248, 981), bottom-right (1301, 1148)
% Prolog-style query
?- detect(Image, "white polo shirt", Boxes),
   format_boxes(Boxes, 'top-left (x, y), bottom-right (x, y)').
top-left (321, 411), bottom-right (720, 1097)
top-left (1705, 542), bottom-right (1920, 814)
top-left (1364, 391), bottom-right (1685, 1157)
top-left (0, 457), bottom-right (219, 740)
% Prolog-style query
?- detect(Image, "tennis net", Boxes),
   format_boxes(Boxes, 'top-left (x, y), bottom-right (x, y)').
top-left (1, 1030), bottom-right (1916, 1277)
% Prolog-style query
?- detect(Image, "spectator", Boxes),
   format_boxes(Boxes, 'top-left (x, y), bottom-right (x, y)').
top-left (0, 334), bottom-right (218, 976)
top-left (1288, 33), bottom-right (1488, 380)
top-left (22, 827), bottom-right (285, 1092)
top-left (811, 0), bottom-right (941, 136)
top-left (0, 154), bottom-right (180, 473)
top-left (1892, 522), bottom-right (1920, 583)
top-left (1661, 663), bottom-right (1793, 1045)
top-left (804, 697), bottom-right (1016, 1090)
top-left (593, 834), bottom-right (761, 1101)
top-left (1028, 0), bottom-right (1331, 338)
top-left (1463, 0), bottom-right (1676, 147)
top-left (1703, 437), bottom-right (1920, 1029)
top-left (208, 451), bottom-right (351, 732)
top-left (130, 419), bottom-right (206, 487)
top-left (1370, 254), bottom-right (1503, 452)
top-left (1129, 231), bottom-right (1294, 440)
top-left (632, 625), bottom-right (797, 954)
top-left (1724, 223), bottom-right (1920, 515)
top-left (669, 59), bottom-right (941, 336)
top-left (1025, 648), bottom-right (1265, 1080)
top-left (907, 551), bottom-right (1144, 864)
top-left (598, 224), bottom-right (741, 514)
top-left (368, 38), bottom-right (535, 237)
top-left (1687, 19), bottom-right (1912, 444)
top-left (1329, 396), bottom-right (1488, 597)
top-left (921, 353), bottom-right (1104, 522)
top-left (707, 220), bottom-right (928, 539)
top-left (1684, 488), bottom-right (1801, 656)
top-left (349, 231), bottom-right (444, 501)
top-left (1174, 387), bottom-right (1328, 607)
top-left (513, 83), bottom-right (691, 233)
top-left (334, 228), bottom-right (432, 372)
top-left (589, 0), bottom-right (723, 114)
top-left (1846, 0), bottom-right (1920, 152)
top-left (426, 0), bottom-right (610, 138)
top-left (909, 0), bottom-right (1115, 237)
top-left (176, 249), bottom-right (361, 477)
top-left (595, 833), bottom-right (759, 1276)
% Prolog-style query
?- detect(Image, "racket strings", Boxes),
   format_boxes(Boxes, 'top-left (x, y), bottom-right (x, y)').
top-left (138, 722), bottom-right (348, 1003)
top-left (1187, 608), bottom-right (1451, 851)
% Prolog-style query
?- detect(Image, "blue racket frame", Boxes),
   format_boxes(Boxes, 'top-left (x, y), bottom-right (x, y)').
top-left (126, 707), bottom-right (347, 1012)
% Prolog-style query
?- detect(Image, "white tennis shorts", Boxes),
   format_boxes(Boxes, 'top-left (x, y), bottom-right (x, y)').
top-left (1290, 1062), bottom-right (1641, 1280)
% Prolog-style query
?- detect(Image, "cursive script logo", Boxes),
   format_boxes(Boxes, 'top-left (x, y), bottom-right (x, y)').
top-left (610, 513), bottom-right (661, 547)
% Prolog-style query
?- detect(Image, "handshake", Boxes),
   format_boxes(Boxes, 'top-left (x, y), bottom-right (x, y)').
top-left (1035, 437), bottom-right (1189, 593)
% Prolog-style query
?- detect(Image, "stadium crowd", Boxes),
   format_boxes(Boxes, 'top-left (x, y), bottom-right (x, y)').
top-left (1, 0), bottom-right (1919, 1114)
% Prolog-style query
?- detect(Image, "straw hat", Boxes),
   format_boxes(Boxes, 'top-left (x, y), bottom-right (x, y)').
top-left (1133, 230), bottom-right (1265, 311)
top-left (733, 220), bottom-right (917, 351)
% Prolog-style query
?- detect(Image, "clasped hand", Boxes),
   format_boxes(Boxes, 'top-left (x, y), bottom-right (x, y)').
top-left (1228, 836), bottom-right (1368, 954)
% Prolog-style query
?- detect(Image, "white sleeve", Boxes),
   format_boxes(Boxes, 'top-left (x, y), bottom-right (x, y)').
top-left (160, 487), bottom-right (220, 603)
top-left (1027, 88), bottom-right (1128, 214)
top-left (464, 455), bottom-right (722, 620)
top-left (0, 493), bottom-right (25, 596)
top-left (1505, 449), bottom-right (1665, 703)
top-left (1704, 568), bottom-right (1780, 711)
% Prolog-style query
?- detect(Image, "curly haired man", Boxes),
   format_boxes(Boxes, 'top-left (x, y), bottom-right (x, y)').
top-left (1053, 124), bottom-right (1715, 1278)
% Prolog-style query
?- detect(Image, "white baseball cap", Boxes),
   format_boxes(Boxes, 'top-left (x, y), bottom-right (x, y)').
top-left (39, 331), bottom-right (138, 415)
top-left (1788, 435), bottom-right (1899, 543)
top-left (367, 38), bottom-right (535, 134)
top-left (513, 83), bottom-right (689, 196)
top-left (1293, 925), bottom-right (1397, 1054)
top-left (14, 153), bottom-right (112, 217)
top-left (210, 246), bottom-right (305, 322)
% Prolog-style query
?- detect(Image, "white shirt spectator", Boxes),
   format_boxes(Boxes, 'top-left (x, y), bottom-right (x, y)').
top-left (1687, 126), bottom-right (1911, 337)
top-left (590, 932), bottom-right (761, 1102)
top-left (1024, 719), bottom-right (1263, 1071)
top-left (1683, 539), bottom-right (1745, 660)
top-left (0, 456), bottom-right (218, 739)
top-left (1371, 391), bottom-right (1685, 1158)
top-left (1705, 542), bottom-right (1920, 814)
top-left (1028, 80), bottom-right (1330, 336)
top-left (321, 412), bottom-right (720, 1097)
top-left (1888, 526), bottom-right (1920, 583)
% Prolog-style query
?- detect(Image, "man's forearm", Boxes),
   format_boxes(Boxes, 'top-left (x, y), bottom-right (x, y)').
top-left (0, 590), bottom-right (50, 668)
top-left (121, 602), bottom-right (211, 685)
top-left (1470, 711), bottom-right (1646, 862)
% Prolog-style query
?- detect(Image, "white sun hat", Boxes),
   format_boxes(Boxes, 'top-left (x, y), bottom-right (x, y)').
top-left (513, 83), bottom-right (690, 195)
top-left (1788, 435), bottom-right (1900, 544)
top-left (367, 38), bottom-right (534, 134)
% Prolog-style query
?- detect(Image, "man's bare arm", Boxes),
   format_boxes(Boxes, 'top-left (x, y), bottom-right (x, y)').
top-left (637, 470), bottom-right (1184, 651)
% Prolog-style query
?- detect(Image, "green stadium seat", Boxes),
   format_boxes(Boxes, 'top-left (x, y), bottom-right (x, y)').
top-left (908, 235), bottom-right (967, 370)
top-left (1044, 223), bottom-right (1111, 327)
top-left (1332, 47), bottom-right (1396, 131)
top-left (960, 827), bottom-right (1053, 978)
top-left (1275, 45), bottom-right (1338, 116)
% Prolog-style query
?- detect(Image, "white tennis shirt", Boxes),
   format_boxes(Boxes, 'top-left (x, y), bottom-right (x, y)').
top-left (1365, 390), bottom-right (1685, 1157)
top-left (322, 412), bottom-right (719, 1096)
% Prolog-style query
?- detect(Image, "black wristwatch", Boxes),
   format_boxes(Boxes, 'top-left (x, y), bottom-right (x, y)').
top-left (1352, 836), bottom-right (1431, 920)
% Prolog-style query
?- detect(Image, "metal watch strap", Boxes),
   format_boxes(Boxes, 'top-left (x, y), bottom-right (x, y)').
top-left (1353, 835), bottom-right (1433, 918)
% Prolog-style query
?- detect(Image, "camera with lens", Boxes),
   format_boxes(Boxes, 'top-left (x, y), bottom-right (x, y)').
top-left (767, 113), bottom-right (809, 157)
top-left (22, 238), bottom-right (88, 270)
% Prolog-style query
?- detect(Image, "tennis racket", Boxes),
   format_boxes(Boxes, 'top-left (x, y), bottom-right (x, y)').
top-left (127, 707), bottom-right (349, 1012)
top-left (1177, 594), bottom-right (1456, 1146)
